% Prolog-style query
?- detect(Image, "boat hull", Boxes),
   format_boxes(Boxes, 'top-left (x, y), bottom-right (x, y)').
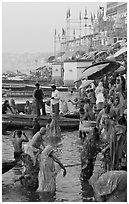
top-left (2, 160), bottom-right (17, 174)
top-left (2, 114), bottom-right (80, 130)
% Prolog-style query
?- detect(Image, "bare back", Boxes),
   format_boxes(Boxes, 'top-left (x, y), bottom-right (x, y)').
top-left (29, 132), bottom-right (42, 149)
top-left (12, 137), bottom-right (24, 152)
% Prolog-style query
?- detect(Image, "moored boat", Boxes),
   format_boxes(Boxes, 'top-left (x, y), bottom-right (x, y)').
top-left (2, 160), bottom-right (17, 174)
top-left (2, 114), bottom-right (80, 130)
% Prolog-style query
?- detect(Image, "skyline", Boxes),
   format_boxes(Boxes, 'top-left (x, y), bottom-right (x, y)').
top-left (2, 2), bottom-right (106, 54)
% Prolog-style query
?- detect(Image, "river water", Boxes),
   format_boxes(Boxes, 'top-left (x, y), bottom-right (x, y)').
top-left (2, 130), bottom-right (94, 202)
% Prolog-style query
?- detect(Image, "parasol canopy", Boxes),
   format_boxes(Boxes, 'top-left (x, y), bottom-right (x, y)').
top-left (113, 46), bottom-right (127, 58)
top-left (82, 61), bottom-right (121, 80)
top-left (115, 62), bottom-right (126, 74)
top-left (79, 80), bottom-right (94, 89)
top-left (47, 56), bottom-right (56, 63)
top-left (95, 50), bottom-right (107, 58)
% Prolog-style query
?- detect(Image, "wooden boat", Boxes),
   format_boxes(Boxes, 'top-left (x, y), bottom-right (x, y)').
top-left (2, 114), bottom-right (80, 130)
top-left (2, 84), bottom-right (69, 98)
top-left (2, 160), bottom-right (17, 174)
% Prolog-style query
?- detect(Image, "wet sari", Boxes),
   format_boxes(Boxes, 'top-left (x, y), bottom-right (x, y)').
top-left (89, 152), bottom-right (127, 202)
top-left (37, 145), bottom-right (60, 192)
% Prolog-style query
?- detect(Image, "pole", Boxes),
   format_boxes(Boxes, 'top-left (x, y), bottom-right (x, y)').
top-left (54, 29), bottom-right (56, 56)
top-left (79, 11), bottom-right (81, 47)
top-left (66, 14), bottom-right (70, 52)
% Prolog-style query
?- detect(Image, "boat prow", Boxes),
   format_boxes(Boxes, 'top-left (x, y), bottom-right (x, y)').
top-left (2, 160), bottom-right (17, 174)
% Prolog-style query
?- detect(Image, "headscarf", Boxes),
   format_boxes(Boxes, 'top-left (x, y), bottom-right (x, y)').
top-left (40, 127), bottom-right (46, 135)
top-left (95, 82), bottom-right (104, 97)
top-left (115, 92), bottom-right (124, 107)
top-left (41, 145), bottom-right (53, 157)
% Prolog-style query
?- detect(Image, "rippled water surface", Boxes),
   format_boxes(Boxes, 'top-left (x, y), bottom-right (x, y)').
top-left (2, 130), bottom-right (94, 202)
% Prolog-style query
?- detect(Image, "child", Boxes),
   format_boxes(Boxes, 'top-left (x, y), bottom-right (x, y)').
top-left (12, 130), bottom-right (29, 161)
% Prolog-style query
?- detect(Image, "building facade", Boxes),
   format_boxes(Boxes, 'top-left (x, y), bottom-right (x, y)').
top-left (63, 60), bottom-right (92, 86)
top-left (106, 2), bottom-right (127, 44)
top-left (51, 62), bottom-right (64, 85)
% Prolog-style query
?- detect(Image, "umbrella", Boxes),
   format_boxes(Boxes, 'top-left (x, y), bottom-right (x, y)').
top-left (79, 80), bottom-right (94, 89)
top-left (95, 50), bottom-right (107, 57)
top-left (106, 55), bottom-right (115, 61)
top-left (36, 65), bottom-right (46, 71)
top-left (111, 41), bottom-right (121, 49)
top-left (47, 56), bottom-right (56, 63)
top-left (115, 62), bottom-right (126, 74)
top-left (113, 46), bottom-right (127, 58)
top-left (82, 61), bottom-right (121, 80)
top-left (56, 51), bottom-right (65, 57)
top-left (115, 66), bottom-right (126, 74)
top-left (74, 75), bottom-right (85, 82)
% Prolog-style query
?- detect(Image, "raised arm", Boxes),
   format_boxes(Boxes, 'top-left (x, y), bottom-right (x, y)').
top-left (8, 104), bottom-right (14, 114)
top-left (54, 91), bottom-right (60, 100)
top-left (22, 132), bottom-right (29, 142)
top-left (50, 152), bottom-right (66, 176)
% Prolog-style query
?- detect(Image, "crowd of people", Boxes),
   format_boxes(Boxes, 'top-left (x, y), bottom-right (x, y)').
top-left (2, 67), bottom-right (127, 200)
top-left (2, 83), bottom-right (60, 117)
top-left (76, 72), bottom-right (127, 201)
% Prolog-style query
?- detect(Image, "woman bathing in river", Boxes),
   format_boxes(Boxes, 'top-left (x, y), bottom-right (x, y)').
top-left (37, 145), bottom-right (66, 192)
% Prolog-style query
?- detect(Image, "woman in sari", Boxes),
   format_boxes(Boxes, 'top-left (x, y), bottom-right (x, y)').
top-left (89, 147), bottom-right (127, 202)
top-left (113, 95), bottom-right (124, 120)
top-left (95, 82), bottom-right (105, 111)
top-left (37, 145), bottom-right (66, 192)
top-left (46, 113), bottom-right (61, 138)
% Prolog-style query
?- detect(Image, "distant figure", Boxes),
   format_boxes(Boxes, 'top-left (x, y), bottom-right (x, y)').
top-left (12, 130), bottom-right (29, 161)
top-left (25, 117), bottom-right (41, 135)
top-left (95, 82), bottom-right (105, 111)
top-left (33, 83), bottom-right (46, 117)
top-left (96, 102), bottom-right (116, 131)
top-left (9, 98), bottom-right (19, 114)
top-left (32, 117), bottom-right (41, 135)
top-left (46, 113), bottom-right (61, 138)
top-left (51, 85), bottom-right (60, 117)
top-left (24, 100), bottom-right (31, 115)
top-left (37, 145), bottom-right (66, 192)
top-left (2, 100), bottom-right (14, 114)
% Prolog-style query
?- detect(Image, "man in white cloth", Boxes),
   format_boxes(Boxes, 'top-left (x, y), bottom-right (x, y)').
top-left (51, 85), bottom-right (60, 117)
top-left (24, 127), bottom-right (46, 165)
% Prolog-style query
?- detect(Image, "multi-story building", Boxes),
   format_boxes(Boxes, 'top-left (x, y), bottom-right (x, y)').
top-left (63, 59), bottom-right (92, 86)
top-left (51, 62), bottom-right (64, 85)
top-left (106, 2), bottom-right (127, 44)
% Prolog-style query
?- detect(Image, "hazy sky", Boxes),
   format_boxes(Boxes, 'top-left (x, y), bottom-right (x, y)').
top-left (2, 1), bottom-right (106, 54)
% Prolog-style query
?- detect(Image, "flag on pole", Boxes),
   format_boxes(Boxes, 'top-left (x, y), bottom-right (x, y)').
top-left (99, 6), bottom-right (104, 17)
top-left (55, 29), bottom-right (56, 36)
top-left (97, 10), bottom-right (100, 19)
top-left (62, 28), bottom-right (65, 36)
top-left (69, 9), bottom-right (71, 18)
top-left (73, 29), bottom-right (75, 39)
top-left (93, 12), bottom-right (95, 20)
top-left (99, 6), bottom-right (104, 11)
top-left (58, 34), bottom-right (60, 41)
top-left (85, 8), bottom-right (87, 17)
top-left (73, 28), bottom-right (75, 36)
top-left (79, 11), bottom-right (81, 20)
top-left (67, 9), bottom-right (71, 18)
top-left (67, 10), bottom-right (69, 18)
top-left (91, 12), bottom-right (93, 25)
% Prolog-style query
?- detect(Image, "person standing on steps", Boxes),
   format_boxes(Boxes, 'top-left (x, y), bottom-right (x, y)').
top-left (33, 82), bottom-right (46, 117)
